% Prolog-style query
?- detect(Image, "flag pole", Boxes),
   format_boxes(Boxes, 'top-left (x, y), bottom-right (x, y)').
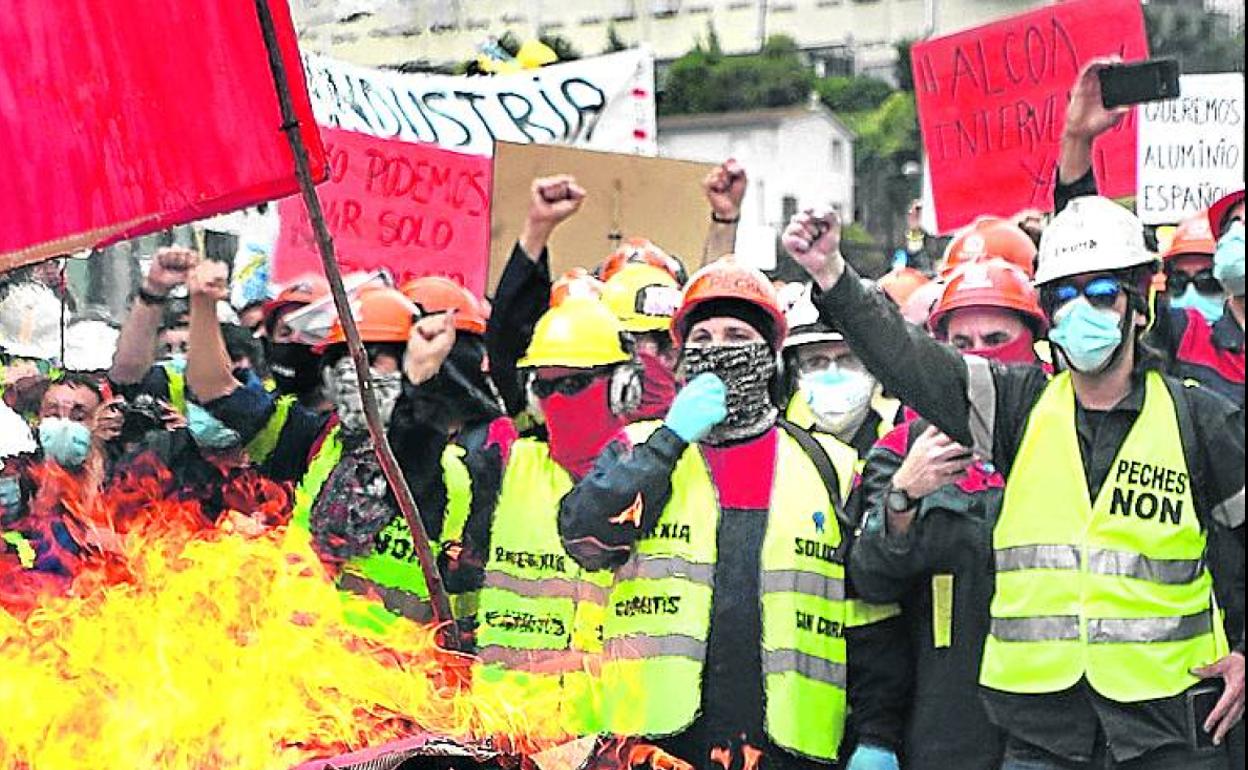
top-left (250, 0), bottom-right (458, 646)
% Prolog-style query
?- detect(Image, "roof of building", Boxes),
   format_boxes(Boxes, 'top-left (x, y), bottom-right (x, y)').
top-left (657, 102), bottom-right (856, 139)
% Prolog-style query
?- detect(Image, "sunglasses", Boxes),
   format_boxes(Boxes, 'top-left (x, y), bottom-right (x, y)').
top-left (1166, 269), bottom-right (1221, 296)
top-left (531, 372), bottom-right (598, 399)
top-left (1046, 276), bottom-right (1123, 311)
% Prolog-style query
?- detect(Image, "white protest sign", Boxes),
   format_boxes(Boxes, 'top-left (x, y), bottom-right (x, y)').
top-left (302, 48), bottom-right (657, 157)
top-left (1137, 73), bottom-right (1245, 225)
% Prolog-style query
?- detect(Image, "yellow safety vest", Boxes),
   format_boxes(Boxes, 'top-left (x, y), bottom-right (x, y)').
top-left (601, 428), bottom-right (893, 762)
top-left (981, 372), bottom-right (1228, 702)
top-left (439, 443), bottom-right (478, 620)
top-left (475, 437), bottom-right (612, 736)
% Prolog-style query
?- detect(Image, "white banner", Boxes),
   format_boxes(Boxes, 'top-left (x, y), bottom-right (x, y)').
top-left (1137, 73), bottom-right (1245, 225)
top-left (302, 49), bottom-right (657, 157)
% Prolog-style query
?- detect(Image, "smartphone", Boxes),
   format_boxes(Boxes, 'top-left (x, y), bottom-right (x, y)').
top-left (1186, 681), bottom-right (1223, 750)
top-left (1098, 58), bottom-right (1180, 108)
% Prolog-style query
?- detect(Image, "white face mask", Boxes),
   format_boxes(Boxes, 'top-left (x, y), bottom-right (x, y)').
top-left (800, 367), bottom-right (876, 441)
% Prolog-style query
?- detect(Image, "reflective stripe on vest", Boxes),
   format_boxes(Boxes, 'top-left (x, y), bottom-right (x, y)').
top-left (291, 425), bottom-right (342, 532)
top-left (163, 364), bottom-right (187, 415)
top-left (981, 372), bottom-right (1227, 702)
top-left (602, 429), bottom-right (875, 761)
top-left (245, 394), bottom-right (293, 464)
top-left (440, 443), bottom-right (479, 619)
top-left (475, 437), bottom-right (611, 736)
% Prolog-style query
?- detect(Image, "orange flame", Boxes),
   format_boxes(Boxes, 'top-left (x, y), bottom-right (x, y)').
top-left (0, 461), bottom-right (573, 768)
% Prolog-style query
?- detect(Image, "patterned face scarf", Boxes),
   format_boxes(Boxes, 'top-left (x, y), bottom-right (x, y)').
top-left (681, 341), bottom-right (778, 445)
top-left (324, 357), bottom-right (404, 437)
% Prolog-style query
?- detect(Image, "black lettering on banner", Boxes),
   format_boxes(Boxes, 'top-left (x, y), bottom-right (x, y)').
top-left (497, 92), bottom-right (558, 143)
top-left (491, 547), bottom-right (568, 574)
top-left (453, 91), bottom-right (496, 143)
top-left (360, 80), bottom-right (404, 138)
top-left (421, 92), bottom-right (472, 147)
top-left (561, 77), bottom-right (608, 141)
top-left (534, 76), bottom-right (573, 138)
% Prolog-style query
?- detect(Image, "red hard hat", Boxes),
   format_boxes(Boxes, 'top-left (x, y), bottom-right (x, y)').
top-left (940, 217), bottom-right (1038, 279)
top-left (1208, 189), bottom-right (1245, 237)
top-left (929, 259), bottom-right (1047, 337)
top-left (1164, 213), bottom-right (1217, 260)
top-left (599, 237), bottom-right (684, 285)
top-left (671, 254), bottom-right (787, 350)
top-left (550, 268), bottom-right (605, 307)
top-left (399, 276), bottom-right (489, 336)
top-left (315, 287), bottom-right (416, 352)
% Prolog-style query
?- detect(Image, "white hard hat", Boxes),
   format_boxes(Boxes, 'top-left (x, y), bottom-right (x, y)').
top-left (777, 281), bottom-right (843, 349)
top-left (62, 319), bottom-right (120, 372)
top-left (1034, 196), bottom-right (1154, 286)
top-left (0, 282), bottom-right (63, 361)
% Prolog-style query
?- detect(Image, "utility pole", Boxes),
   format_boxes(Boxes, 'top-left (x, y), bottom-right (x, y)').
top-left (757, 0), bottom-right (768, 50)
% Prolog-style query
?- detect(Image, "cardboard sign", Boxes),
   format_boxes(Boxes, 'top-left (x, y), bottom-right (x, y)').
top-left (0, 0), bottom-right (323, 271)
top-left (303, 49), bottom-right (657, 157)
top-left (490, 142), bottom-right (715, 292)
top-left (1136, 73), bottom-right (1245, 225)
top-left (911, 0), bottom-right (1148, 233)
top-left (274, 127), bottom-right (492, 295)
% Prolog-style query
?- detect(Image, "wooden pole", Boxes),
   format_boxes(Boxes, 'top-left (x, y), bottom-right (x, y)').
top-left (250, 0), bottom-right (458, 646)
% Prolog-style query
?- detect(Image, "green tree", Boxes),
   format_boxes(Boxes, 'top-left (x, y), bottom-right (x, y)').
top-left (539, 33), bottom-right (581, 62)
top-left (660, 34), bottom-right (813, 115)
top-left (816, 76), bottom-right (892, 113)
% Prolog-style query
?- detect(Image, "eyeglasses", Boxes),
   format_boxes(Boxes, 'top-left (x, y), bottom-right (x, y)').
top-left (1166, 269), bottom-right (1221, 296)
top-left (1046, 276), bottom-right (1123, 310)
top-left (530, 372), bottom-right (598, 399)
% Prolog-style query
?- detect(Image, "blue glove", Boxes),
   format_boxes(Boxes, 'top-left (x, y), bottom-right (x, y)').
top-left (845, 745), bottom-right (900, 770)
top-left (664, 373), bottom-right (727, 443)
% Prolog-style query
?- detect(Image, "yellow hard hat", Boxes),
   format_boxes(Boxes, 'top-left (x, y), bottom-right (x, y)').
top-left (602, 263), bottom-right (681, 333)
top-left (518, 297), bottom-right (632, 369)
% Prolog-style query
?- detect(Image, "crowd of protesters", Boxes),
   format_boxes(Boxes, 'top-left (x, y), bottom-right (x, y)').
top-left (0, 60), bottom-right (1243, 770)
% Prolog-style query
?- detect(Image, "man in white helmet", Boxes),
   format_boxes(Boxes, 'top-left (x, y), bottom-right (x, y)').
top-left (783, 200), bottom-right (1244, 769)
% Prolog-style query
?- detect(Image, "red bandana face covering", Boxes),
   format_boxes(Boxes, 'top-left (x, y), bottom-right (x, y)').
top-left (630, 351), bottom-right (678, 422)
top-left (964, 330), bottom-right (1037, 366)
top-left (541, 378), bottom-right (626, 478)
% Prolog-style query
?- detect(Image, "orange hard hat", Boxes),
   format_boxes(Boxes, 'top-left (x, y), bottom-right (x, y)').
top-left (671, 254), bottom-right (787, 350)
top-left (599, 237), bottom-right (685, 284)
top-left (929, 259), bottom-right (1046, 337)
top-left (877, 267), bottom-right (932, 307)
top-left (315, 286), bottom-right (416, 352)
top-left (940, 217), bottom-right (1038, 279)
top-left (400, 276), bottom-right (489, 335)
top-left (550, 268), bottom-right (605, 307)
top-left (1164, 213), bottom-right (1217, 260)
top-left (263, 274), bottom-right (330, 323)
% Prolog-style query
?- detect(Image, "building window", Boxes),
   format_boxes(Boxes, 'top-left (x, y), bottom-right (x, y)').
top-left (831, 139), bottom-right (845, 172)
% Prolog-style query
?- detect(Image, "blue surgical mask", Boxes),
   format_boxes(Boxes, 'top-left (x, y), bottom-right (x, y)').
top-left (186, 403), bottom-right (241, 450)
top-left (800, 366), bottom-right (876, 440)
top-left (38, 417), bottom-right (92, 469)
top-left (1049, 297), bottom-right (1124, 374)
top-left (1214, 220), bottom-right (1245, 297)
top-left (1169, 284), bottom-right (1224, 324)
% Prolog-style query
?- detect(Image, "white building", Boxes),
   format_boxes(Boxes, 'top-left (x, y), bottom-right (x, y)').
top-left (291, 0), bottom-right (1042, 80)
top-left (658, 101), bottom-right (854, 269)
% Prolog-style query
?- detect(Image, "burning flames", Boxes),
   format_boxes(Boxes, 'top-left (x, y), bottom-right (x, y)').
top-left (0, 458), bottom-right (572, 769)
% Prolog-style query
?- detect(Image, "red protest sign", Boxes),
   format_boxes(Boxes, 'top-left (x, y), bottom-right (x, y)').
top-left (912, 0), bottom-right (1148, 233)
top-left (273, 127), bottom-right (492, 297)
top-left (0, 0), bottom-right (324, 271)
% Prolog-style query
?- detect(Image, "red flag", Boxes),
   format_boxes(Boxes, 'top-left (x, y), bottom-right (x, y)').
top-left (912, 0), bottom-right (1148, 232)
top-left (0, 0), bottom-right (325, 271)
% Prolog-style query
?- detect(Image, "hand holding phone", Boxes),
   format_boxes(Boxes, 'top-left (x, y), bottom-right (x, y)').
top-left (1098, 58), bottom-right (1180, 108)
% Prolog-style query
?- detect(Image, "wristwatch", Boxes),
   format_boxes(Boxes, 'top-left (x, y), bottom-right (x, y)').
top-left (885, 485), bottom-right (918, 515)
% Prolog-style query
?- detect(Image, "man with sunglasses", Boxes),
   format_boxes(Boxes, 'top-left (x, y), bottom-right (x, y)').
top-left (1054, 59), bottom-right (1245, 407)
top-left (783, 194), bottom-right (1244, 770)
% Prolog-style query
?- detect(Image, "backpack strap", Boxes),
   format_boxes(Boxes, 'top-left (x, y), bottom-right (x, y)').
top-left (777, 418), bottom-right (853, 535)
